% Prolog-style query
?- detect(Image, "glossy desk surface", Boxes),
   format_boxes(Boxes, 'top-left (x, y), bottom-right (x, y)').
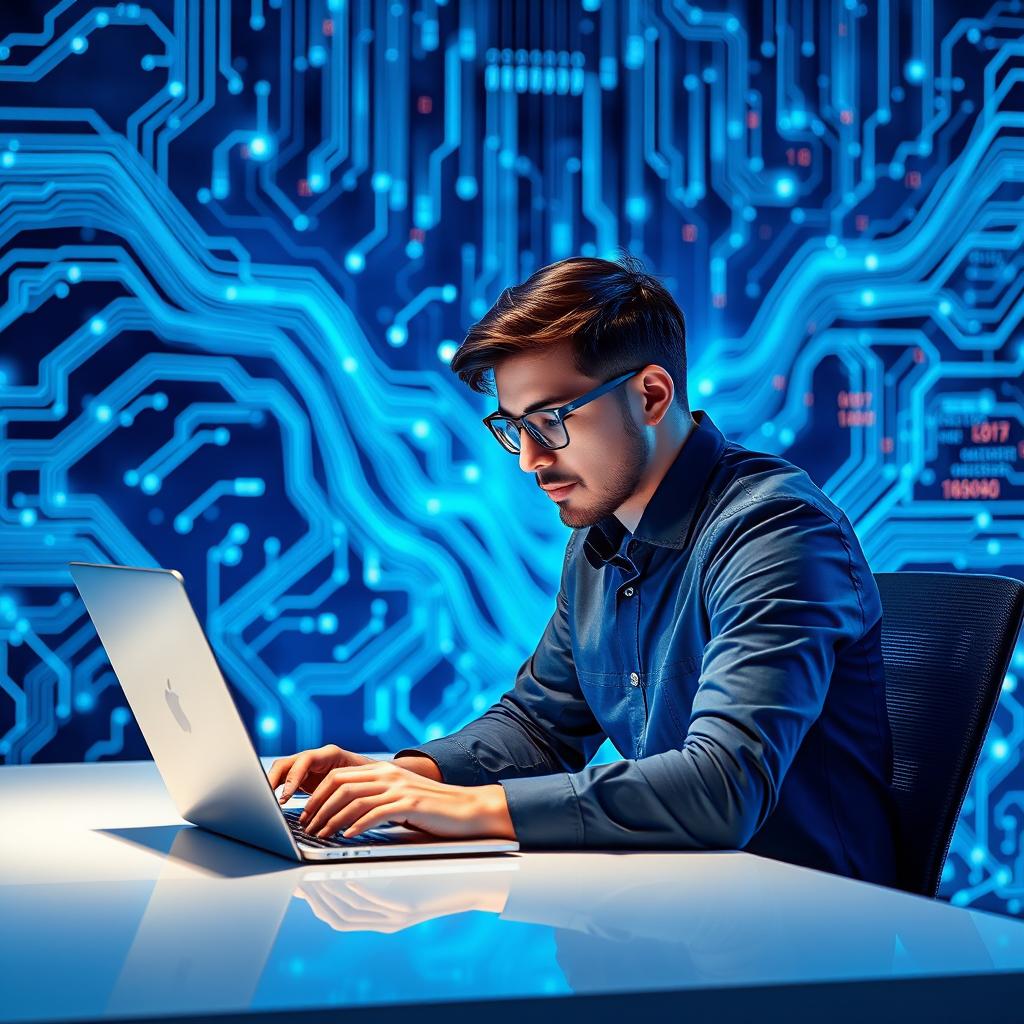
top-left (3, 759), bottom-right (1024, 1023)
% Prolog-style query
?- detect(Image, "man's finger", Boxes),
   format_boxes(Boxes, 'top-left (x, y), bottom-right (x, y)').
top-left (298, 766), bottom-right (385, 815)
top-left (298, 768), bottom-right (338, 823)
top-left (267, 756), bottom-right (294, 791)
top-left (342, 800), bottom-right (409, 839)
top-left (303, 780), bottom-right (386, 834)
top-left (279, 754), bottom-right (313, 802)
top-left (313, 794), bottom-right (379, 837)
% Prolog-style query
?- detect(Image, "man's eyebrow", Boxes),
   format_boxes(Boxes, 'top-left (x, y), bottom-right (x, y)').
top-left (496, 393), bottom-right (574, 418)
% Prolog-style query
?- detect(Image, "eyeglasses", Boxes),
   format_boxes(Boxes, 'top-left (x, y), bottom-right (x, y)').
top-left (482, 370), bottom-right (640, 454)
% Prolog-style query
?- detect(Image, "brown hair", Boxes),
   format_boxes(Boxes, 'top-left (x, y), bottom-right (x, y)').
top-left (449, 252), bottom-right (689, 410)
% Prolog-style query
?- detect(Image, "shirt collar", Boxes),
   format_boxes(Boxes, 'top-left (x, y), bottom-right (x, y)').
top-left (581, 409), bottom-right (727, 568)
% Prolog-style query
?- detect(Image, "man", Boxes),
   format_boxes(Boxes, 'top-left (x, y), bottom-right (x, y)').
top-left (269, 254), bottom-right (899, 885)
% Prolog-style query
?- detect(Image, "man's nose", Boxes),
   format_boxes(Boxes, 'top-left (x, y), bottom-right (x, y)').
top-left (518, 430), bottom-right (555, 473)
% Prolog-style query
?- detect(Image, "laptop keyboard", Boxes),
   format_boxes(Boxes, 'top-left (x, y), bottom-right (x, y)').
top-left (283, 808), bottom-right (405, 847)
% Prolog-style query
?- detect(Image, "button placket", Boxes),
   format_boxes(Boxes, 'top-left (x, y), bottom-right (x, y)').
top-left (609, 539), bottom-right (647, 744)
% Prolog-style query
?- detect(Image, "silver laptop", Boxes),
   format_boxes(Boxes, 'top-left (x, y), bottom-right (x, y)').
top-left (69, 561), bottom-right (520, 862)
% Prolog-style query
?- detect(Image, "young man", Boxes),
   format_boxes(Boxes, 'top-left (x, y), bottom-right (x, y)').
top-left (269, 255), bottom-right (899, 886)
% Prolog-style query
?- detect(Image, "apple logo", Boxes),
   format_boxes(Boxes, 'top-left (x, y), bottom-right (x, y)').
top-left (165, 678), bottom-right (191, 733)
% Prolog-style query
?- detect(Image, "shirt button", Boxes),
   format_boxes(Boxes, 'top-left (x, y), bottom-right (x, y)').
top-left (623, 586), bottom-right (634, 597)
top-left (629, 672), bottom-right (640, 686)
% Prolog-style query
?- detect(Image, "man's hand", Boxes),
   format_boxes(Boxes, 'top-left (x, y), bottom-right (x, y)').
top-left (268, 745), bottom-right (377, 804)
top-left (267, 744), bottom-right (442, 804)
top-left (295, 760), bottom-right (517, 841)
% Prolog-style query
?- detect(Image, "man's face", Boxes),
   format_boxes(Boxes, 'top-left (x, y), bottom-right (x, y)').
top-left (492, 342), bottom-right (651, 529)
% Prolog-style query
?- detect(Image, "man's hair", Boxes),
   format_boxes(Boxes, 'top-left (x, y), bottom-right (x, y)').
top-left (449, 252), bottom-right (689, 410)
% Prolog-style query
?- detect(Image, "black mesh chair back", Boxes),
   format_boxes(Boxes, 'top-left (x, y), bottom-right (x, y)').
top-left (874, 571), bottom-right (1024, 896)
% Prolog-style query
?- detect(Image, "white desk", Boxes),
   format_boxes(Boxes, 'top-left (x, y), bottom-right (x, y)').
top-left (2, 758), bottom-right (1024, 1023)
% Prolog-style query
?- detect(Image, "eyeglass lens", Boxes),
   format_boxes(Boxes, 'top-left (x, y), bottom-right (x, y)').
top-left (492, 411), bottom-right (568, 452)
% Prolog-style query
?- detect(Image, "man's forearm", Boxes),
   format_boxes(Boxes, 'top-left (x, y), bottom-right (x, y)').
top-left (393, 753), bottom-right (444, 782)
top-left (393, 690), bottom-right (606, 788)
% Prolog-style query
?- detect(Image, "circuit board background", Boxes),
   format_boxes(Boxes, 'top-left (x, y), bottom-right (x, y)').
top-left (1, 0), bottom-right (1023, 919)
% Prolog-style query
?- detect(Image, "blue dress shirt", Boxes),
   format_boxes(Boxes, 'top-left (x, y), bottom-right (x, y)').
top-left (396, 409), bottom-right (900, 885)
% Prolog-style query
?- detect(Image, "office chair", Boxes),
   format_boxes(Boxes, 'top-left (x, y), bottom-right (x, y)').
top-left (874, 571), bottom-right (1024, 897)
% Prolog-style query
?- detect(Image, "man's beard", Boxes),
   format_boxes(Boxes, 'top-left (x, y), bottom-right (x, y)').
top-left (557, 396), bottom-right (650, 529)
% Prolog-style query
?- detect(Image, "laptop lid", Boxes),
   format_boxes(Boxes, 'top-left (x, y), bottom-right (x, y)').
top-left (69, 561), bottom-right (302, 861)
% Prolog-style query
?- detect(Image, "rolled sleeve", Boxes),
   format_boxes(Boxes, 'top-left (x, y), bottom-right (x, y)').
top-left (499, 772), bottom-right (584, 847)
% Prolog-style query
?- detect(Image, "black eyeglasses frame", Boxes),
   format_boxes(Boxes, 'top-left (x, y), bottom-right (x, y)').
top-left (482, 369), bottom-right (641, 454)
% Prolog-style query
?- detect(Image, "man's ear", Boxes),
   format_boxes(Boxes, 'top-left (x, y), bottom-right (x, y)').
top-left (636, 364), bottom-right (675, 425)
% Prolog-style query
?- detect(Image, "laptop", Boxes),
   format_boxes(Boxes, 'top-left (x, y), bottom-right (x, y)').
top-left (69, 561), bottom-right (520, 862)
